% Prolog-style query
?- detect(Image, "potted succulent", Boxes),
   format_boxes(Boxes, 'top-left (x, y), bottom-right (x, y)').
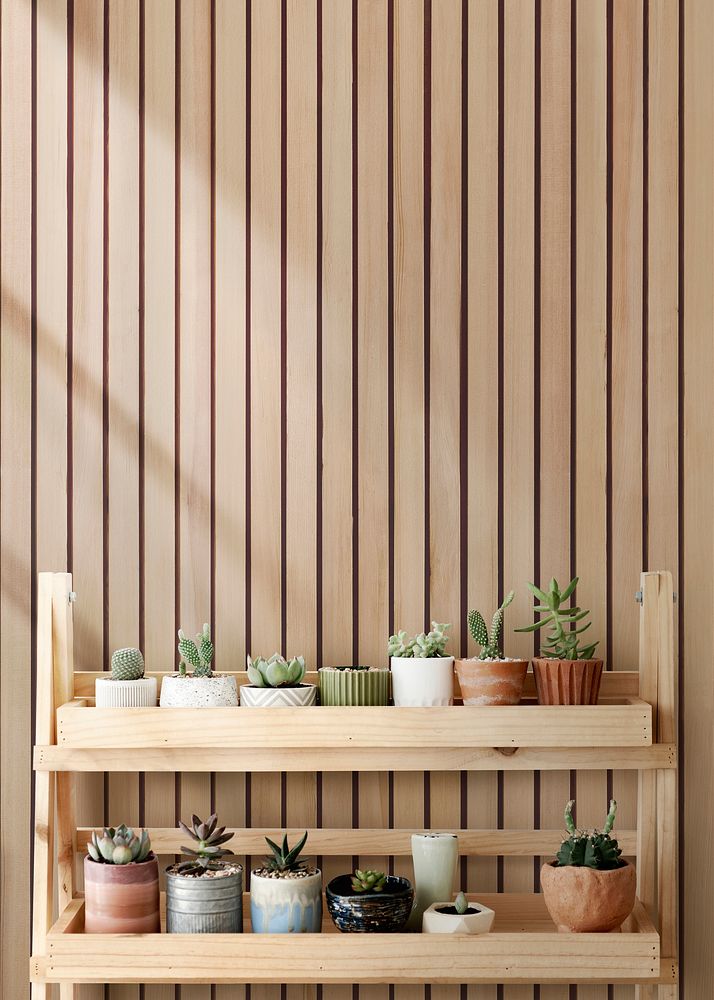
top-left (165, 813), bottom-right (243, 933)
top-left (95, 647), bottom-right (157, 707)
top-left (516, 577), bottom-right (603, 704)
top-left (318, 665), bottom-right (390, 706)
top-left (388, 622), bottom-right (454, 707)
top-left (422, 890), bottom-right (495, 934)
top-left (159, 624), bottom-right (238, 707)
top-left (84, 825), bottom-right (160, 933)
top-left (454, 592), bottom-right (528, 705)
top-left (326, 868), bottom-right (414, 933)
top-left (241, 654), bottom-right (316, 707)
top-left (540, 800), bottom-right (636, 932)
top-left (250, 831), bottom-right (322, 932)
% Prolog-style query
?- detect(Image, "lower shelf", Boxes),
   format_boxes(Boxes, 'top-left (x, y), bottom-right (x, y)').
top-left (31, 892), bottom-right (670, 986)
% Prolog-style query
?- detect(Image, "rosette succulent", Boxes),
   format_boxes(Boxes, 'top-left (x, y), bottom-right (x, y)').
top-left (350, 869), bottom-right (387, 893)
top-left (555, 800), bottom-right (623, 870)
top-left (247, 653), bottom-right (306, 688)
top-left (177, 623), bottom-right (214, 677)
top-left (387, 622), bottom-right (450, 658)
top-left (87, 824), bottom-right (152, 865)
top-left (177, 812), bottom-right (235, 873)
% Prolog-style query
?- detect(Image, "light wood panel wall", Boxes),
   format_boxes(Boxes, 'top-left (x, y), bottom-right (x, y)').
top-left (1, 0), bottom-right (710, 996)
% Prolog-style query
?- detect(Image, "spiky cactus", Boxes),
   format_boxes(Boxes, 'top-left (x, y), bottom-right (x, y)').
top-left (515, 577), bottom-right (599, 659)
top-left (261, 831), bottom-right (309, 873)
top-left (387, 622), bottom-right (451, 658)
top-left (555, 800), bottom-right (623, 870)
top-left (177, 623), bottom-right (214, 677)
top-left (87, 825), bottom-right (152, 865)
top-left (111, 647), bottom-right (145, 681)
top-left (467, 591), bottom-right (515, 659)
top-left (247, 653), bottom-right (306, 688)
top-left (177, 813), bottom-right (235, 872)
top-left (350, 869), bottom-right (387, 893)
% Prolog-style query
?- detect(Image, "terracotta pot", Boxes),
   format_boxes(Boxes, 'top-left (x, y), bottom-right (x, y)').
top-left (454, 658), bottom-right (528, 706)
top-left (532, 658), bottom-right (603, 705)
top-left (540, 860), bottom-right (636, 932)
top-left (84, 854), bottom-right (160, 933)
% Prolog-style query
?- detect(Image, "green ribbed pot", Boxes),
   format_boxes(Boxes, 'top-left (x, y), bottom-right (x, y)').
top-left (318, 667), bottom-right (390, 706)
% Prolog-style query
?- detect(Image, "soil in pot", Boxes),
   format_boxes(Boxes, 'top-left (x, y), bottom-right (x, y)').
top-left (84, 854), bottom-right (160, 933)
top-left (249, 867), bottom-right (322, 932)
top-left (454, 658), bottom-right (528, 706)
top-left (532, 658), bottom-right (603, 705)
top-left (165, 862), bottom-right (244, 933)
top-left (435, 904), bottom-right (480, 915)
top-left (326, 875), bottom-right (414, 933)
top-left (239, 683), bottom-right (317, 708)
top-left (318, 666), bottom-right (390, 706)
top-left (540, 860), bottom-right (636, 932)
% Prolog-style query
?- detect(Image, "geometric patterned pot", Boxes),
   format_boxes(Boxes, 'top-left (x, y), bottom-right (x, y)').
top-left (532, 658), bottom-right (603, 705)
top-left (239, 683), bottom-right (317, 707)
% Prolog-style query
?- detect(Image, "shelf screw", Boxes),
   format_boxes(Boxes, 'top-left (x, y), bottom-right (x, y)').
top-left (68, 591), bottom-right (77, 603)
top-left (635, 591), bottom-right (643, 604)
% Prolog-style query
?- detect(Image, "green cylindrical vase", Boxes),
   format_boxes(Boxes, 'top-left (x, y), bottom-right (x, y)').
top-left (318, 667), bottom-right (390, 706)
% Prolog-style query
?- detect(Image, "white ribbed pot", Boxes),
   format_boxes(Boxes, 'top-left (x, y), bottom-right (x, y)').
top-left (390, 657), bottom-right (454, 707)
top-left (159, 674), bottom-right (238, 708)
top-left (239, 684), bottom-right (317, 708)
top-left (95, 676), bottom-right (157, 708)
top-left (422, 899), bottom-right (495, 934)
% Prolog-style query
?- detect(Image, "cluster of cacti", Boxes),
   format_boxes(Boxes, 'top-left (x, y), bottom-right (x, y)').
top-left (350, 869), bottom-right (387, 893)
top-left (262, 831), bottom-right (309, 873)
top-left (87, 825), bottom-right (152, 865)
top-left (111, 647), bottom-right (145, 681)
top-left (177, 623), bottom-right (214, 677)
top-left (387, 622), bottom-right (451, 659)
top-left (247, 653), bottom-right (306, 688)
top-left (516, 577), bottom-right (599, 659)
top-left (177, 813), bottom-right (234, 872)
top-left (556, 800), bottom-right (622, 870)
top-left (454, 891), bottom-right (468, 914)
top-left (467, 591), bottom-right (515, 659)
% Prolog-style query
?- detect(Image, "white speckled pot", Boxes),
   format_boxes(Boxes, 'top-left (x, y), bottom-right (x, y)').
top-left (239, 684), bottom-right (317, 708)
top-left (249, 870), bottom-right (322, 933)
top-left (422, 899), bottom-right (495, 934)
top-left (159, 674), bottom-right (238, 708)
top-left (390, 656), bottom-right (454, 706)
top-left (95, 676), bottom-right (157, 708)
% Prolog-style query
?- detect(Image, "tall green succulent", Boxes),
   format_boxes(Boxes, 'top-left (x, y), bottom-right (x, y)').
top-left (247, 653), bottom-right (306, 688)
top-left (467, 591), bottom-right (515, 659)
top-left (555, 800), bottom-right (623, 870)
top-left (387, 622), bottom-right (451, 659)
top-left (515, 577), bottom-right (599, 659)
top-left (262, 831), bottom-right (309, 873)
top-left (111, 647), bottom-right (145, 681)
top-left (87, 825), bottom-right (152, 865)
top-left (177, 812), bottom-right (235, 873)
top-left (350, 869), bottom-right (387, 893)
top-left (177, 623), bottom-right (214, 677)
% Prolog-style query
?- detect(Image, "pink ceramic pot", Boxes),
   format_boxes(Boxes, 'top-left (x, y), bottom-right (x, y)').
top-left (540, 860), bottom-right (636, 932)
top-left (84, 854), bottom-right (160, 933)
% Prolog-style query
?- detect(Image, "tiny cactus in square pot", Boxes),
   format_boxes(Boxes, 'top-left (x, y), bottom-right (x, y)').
top-left (159, 625), bottom-right (238, 707)
top-left (165, 813), bottom-right (243, 933)
top-left (540, 800), bottom-right (636, 932)
top-left (388, 623), bottom-right (454, 706)
top-left (422, 890), bottom-right (496, 935)
top-left (95, 647), bottom-right (157, 707)
top-left (326, 869), bottom-right (414, 933)
top-left (250, 832), bottom-right (322, 932)
top-left (318, 664), bottom-right (390, 706)
top-left (240, 654), bottom-right (316, 707)
top-left (454, 591), bottom-right (528, 705)
top-left (515, 577), bottom-right (603, 704)
top-left (84, 825), bottom-right (160, 933)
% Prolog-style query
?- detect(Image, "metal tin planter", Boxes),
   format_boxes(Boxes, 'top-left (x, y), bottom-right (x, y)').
top-left (165, 864), bottom-right (243, 933)
top-left (318, 667), bottom-right (390, 706)
top-left (326, 875), bottom-right (413, 932)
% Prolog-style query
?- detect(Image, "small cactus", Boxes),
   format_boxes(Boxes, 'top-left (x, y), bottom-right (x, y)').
top-left (247, 653), bottom-right (306, 688)
top-left (350, 869), bottom-right (387, 893)
top-left (454, 891), bottom-right (468, 914)
top-left (177, 624), bottom-right (214, 677)
top-left (87, 825), bottom-right (152, 865)
top-left (467, 591), bottom-right (515, 659)
top-left (387, 622), bottom-right (451, 659)
top-left (111, 647), bottom-right (145, 681)
top-left (555, 800), bottom-right (623, 870)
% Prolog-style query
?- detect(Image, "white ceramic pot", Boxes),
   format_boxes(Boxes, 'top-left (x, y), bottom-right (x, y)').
top-left (159, 674), bottom-right (238, 708)
top-left (239, 684), bottom-right (317, 708)
top-left (390, 656), bottom-right (454, 707)
top-left (406, 832), bottom-right (459, 930)
top-left (422, 899), bottom-right (495, 934)
top-left (95, 676), bottom-right (157, 708)
top-left (249, 870), bottom-right (322, 932)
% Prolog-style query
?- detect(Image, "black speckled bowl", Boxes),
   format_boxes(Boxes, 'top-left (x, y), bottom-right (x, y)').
top-left (326, 875), bottom-right (414, 933)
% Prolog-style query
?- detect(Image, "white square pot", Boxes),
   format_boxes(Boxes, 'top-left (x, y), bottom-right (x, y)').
top-left (422, 899), bottom-right (495, 934)
top-left (390, 657), bottom-right (454, 706)
top-left (95, 676), bottom-right (157, 708)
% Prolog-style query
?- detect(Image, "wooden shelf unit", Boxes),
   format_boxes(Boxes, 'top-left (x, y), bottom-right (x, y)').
top-left (30, 570), bottom-right (679, 996)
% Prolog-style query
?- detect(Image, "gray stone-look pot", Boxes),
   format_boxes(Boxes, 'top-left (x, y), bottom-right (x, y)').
top-left (159, 674), bottom-right (238, 708)
top-left (165, 863), bottom-right (244, 933)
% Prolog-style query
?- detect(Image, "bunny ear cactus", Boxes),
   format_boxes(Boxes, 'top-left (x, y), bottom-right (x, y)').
top-left (388, 622), bottom-right (451, 658)
top-left (177, 624), bottom-right (214, 677)
top-left (556, 800), bottom-right (623, 870)
top-left (111, 647), bottom-right (145, 680)
top-left (467, 591), bottom-right (515, 659)
top-left (87, 825), bottom-right (152, 865)
top-left (247, 653), bottom-right (306, 688)
top-left (177, 813), bottom-right (235, 872)
top-left (515, 577), bottom-right (599, 660)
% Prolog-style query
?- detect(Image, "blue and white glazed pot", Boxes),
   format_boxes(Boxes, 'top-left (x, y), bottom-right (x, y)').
top-left (249, 869), bottom-right (322, 933)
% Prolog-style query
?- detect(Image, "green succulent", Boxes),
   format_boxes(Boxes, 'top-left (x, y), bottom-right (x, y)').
top-left (262, 831), bottom-right (309, 873)
top-left (387, 622), bottom-right (451, 659)
top-left (247, 653), bottom-right (306, 688)
top-left (87, 825), bottom-right (152, 865)
top-left (555, 800), bottom-right (623, 870)
top-left (467, 591), bottom-right (515, 659)
top-left (350, 869), bottom-right (387, 893)
top-left (111, 647), bottom-right (145, 681)
top-left (177, 813), bottom-right (235, 873)
top-left (515, 577), bottom-right (599, 660)
top-left (454, 891), bottom-right (468, 914)
top-left (177, 623), bottom-right (214, 677)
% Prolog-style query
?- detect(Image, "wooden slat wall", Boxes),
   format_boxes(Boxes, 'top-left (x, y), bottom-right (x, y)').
top-left (3, 0), bottom-right (713, 996)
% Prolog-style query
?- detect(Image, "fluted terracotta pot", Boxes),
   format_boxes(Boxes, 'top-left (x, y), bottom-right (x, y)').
top-left (532, 658), bottom-right (603, 705)
top-left (454, 658), bottom-right (528, 706)
top-left (540, 860), bottom-right (636, 932)
top-left (84, 854), bottom-right (160, 933)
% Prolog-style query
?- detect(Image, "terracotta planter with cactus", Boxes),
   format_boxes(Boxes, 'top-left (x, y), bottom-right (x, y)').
top-left (456, 591), bottom-right (527, 705)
